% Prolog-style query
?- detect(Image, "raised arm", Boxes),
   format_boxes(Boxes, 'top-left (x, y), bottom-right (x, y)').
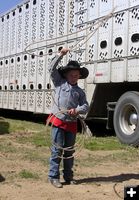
top-left (48, 48), bottom-right (69, 87)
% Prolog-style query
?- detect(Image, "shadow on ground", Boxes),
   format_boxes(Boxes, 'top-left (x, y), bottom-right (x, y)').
top-left (0, 174), bottom-right (5, 182)
top-left (77, 173), bottom-right (139, 184)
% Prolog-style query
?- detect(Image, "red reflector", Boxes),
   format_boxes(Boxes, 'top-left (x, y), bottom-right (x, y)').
top-left (95, 73), bottom-right (103, 76)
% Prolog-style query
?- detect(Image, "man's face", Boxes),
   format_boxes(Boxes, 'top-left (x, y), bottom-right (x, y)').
top-left (65, 69), bottom-right (80, 85)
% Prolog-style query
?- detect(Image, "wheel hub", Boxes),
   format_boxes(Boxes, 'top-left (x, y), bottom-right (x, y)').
top-left (120, 104), bottom-right (138, 135)
top-left (129, 113), bottom-right (138, 125)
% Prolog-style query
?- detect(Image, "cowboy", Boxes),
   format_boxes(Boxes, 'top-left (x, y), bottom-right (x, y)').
top-left (48, 48), bottom-right (89, 188)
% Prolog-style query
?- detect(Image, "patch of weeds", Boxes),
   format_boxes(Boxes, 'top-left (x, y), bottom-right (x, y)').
top-left (111, 147), bottom-right (139, 164)
top-left (76, 154), bottom-right (106, 167)
top-left (19, 169), bottom-right (39, 179)
top-left (0, 142), bottom-right (17, 153)
top-left (17, 132), bottom-right (51, 147)
top-left (84, 136), bottom-right (128, 151)
top-left (16, 130), bottom-right (51, 148)
top-left (76, 145), bottom-right (139, 168)
top-left (2, 118), bottom-right (46, 135)
top-left (32, 132), bottom-right (51, 147)
top-left (23, 150), bottom-right (49, 166)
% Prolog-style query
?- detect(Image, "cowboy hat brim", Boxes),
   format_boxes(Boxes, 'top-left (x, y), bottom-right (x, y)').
top-left (58, 66), bottom-right (89, 79)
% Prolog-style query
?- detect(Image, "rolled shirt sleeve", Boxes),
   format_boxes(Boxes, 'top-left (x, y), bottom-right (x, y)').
top-left (76, 91), bottom-right (89, 114)
top-left (48, 54), bottom-right (64, 87)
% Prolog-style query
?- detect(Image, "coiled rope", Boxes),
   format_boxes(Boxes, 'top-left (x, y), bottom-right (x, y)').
top-left (46, 110), bottom-right (91, 160)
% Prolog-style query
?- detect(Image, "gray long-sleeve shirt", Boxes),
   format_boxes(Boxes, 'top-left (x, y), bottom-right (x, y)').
top-left (48, 55), bottom-right (89, 121)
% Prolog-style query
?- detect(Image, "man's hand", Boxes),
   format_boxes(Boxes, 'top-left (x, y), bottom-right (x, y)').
top-left (67, 108), bottom-right (78, 116)
top-left (60, 48), bottom-right (69, 56)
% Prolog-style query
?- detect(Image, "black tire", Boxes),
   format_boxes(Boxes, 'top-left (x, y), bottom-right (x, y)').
top-left (114, 91), bottom-right (139, 146)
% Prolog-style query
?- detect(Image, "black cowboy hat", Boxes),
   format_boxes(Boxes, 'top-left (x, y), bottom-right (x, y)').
top-left (58, 60), bottom-right (89, 79)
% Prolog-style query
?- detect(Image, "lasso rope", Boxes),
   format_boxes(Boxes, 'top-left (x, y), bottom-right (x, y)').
top-left (113, 183), bottom-right (123, 199)
top-left (43, 8), bottom-right (117, 160)
top-left (43, 7), bottom-right (117, 111)
top-left (24, 7), bottom-right (116, 57)
top-left (46, 110), bottom-right (91, 160)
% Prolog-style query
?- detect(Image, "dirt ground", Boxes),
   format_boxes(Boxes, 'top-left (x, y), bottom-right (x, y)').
top-left (0, 133), bottom-right (139, 200)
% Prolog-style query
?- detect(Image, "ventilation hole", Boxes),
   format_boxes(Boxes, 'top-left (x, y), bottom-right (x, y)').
top-left (47, 83), bottom-right (51, 89)
top-left (33, 0), bottom-right (37, 5)
top-left (13, 11), bottom-right (15, 16)
top-left (0, 61), bottom-right (3, 65)
top-left (23, 85), bottom-right (26, 90)
top-left (100, 40), bottom-right (107, 49)
top-left (7, 15), bottom-right (9, 19)
top-left (115, 37), bottom-right (122, 46)
top-left (5, 60), bottom-right (8, 64)
top-left (39, 51), bottom-right (43, 56)
top-left (10, 85), bottom-right (13, 90)
top-left (130, 47), bottom-right (133, 51)
top-left (48, 49), bottom-right (53, 55)
top-left (16, 85), bottom-right (19, 90)
top-left (30, 84), bottom-right (34, 90)
top-left (2, 18), bottom-right (4, 22)
top-left (31, 54), bottom-right (35, 59)
top-left (38, 84), bottom-right (42, 90)
top-left (19, 7), bottom-right (22, 13)
top-left (131, 33), bottom-right (139, 43)
top-left (17, 57), bottom-right (20, 62)
top-left (58, 46), bottom-right (63, 52)
top-left (0, 86), bottom-right (2, 90)
top-left (26, 3), bottom-right (29, 9)
top-left (11, 58), bottom-right (14, 63)
top-left (5, 86), bottom-right (7, 90)
top-left (24, 55), bottom-right (27, 60)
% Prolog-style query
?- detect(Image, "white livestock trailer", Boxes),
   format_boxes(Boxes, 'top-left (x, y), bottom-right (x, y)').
top-left (0, 0), bottom-right (139, 145)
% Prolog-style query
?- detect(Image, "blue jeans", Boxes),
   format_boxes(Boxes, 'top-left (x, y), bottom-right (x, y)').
top-left (48, 126), bottom-right (76, 181)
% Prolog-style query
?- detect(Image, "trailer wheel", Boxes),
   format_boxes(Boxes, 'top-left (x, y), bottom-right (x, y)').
top-left (113, 91), bottom-right (139, 146)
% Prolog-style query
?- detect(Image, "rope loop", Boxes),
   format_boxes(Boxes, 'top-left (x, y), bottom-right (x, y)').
top-left (24, 7), bottom-right (116, 57)
top-left (46, 110), bottom-right (90, 160)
